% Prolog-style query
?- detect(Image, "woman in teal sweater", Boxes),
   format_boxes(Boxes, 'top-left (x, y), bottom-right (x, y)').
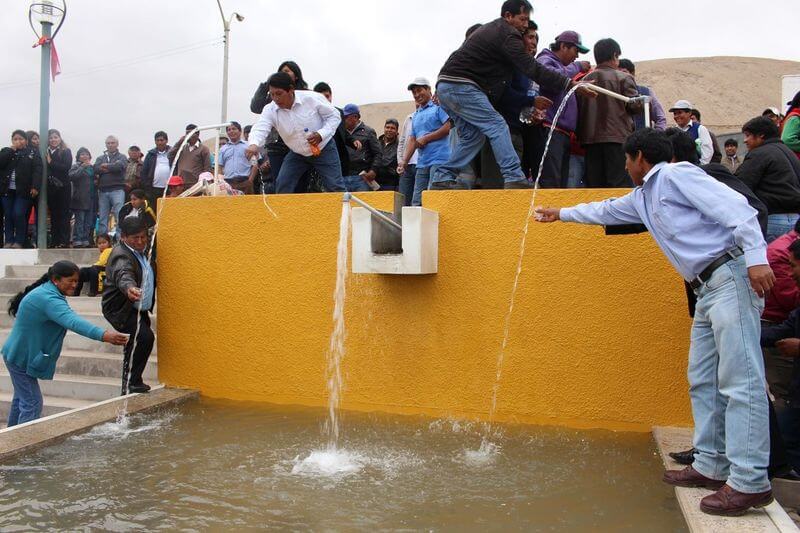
top-left (2, 261), bottom-right (128, 427)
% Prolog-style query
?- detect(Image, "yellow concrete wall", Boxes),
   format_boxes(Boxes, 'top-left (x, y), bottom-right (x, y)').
top-left (156, 190), bottom-right (693, 431)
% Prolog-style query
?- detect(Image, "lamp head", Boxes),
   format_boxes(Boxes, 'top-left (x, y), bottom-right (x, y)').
top-left (234, 12), bottom-right (244, 22)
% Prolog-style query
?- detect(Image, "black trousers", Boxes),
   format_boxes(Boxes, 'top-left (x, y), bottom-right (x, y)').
top-left (48, 183), bottom-right (72, 247)
top-left (120, 311), bottom-right (155, 393)
top-left (146, 187), bottom-right (165, 211)
top-left (75, 266), bottom-right (101, 296)
top-left (583, 143), bottom-right (632, 188)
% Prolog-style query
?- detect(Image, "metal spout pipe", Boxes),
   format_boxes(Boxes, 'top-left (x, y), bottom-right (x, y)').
top-left (343, 193), bottom-right (403, 231)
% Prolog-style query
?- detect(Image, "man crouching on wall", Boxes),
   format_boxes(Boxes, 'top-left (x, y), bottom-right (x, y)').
top-left (102, 217), bottom-right (155, 394)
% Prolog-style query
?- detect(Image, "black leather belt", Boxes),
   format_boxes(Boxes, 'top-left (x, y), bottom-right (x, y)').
top-left (689, 248), bottom-right (744, 290)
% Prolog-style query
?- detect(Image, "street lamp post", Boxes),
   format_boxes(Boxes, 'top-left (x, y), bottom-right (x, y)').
top-left (216, 0), bottom-right (244, 123)
top-left (29, 1), bottom-right (66, 249)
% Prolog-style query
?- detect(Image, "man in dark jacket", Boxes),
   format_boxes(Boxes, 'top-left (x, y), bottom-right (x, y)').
top-left (342, 104), bottom-right (382, 191)
top-left (431, 0), bottom-right (592, 190)
top-left (373, 119), bottom-right (400, 191)
top-left (102, 217), bottom-right (155, 394)
top-left (736, 116), bottom-right (800, 242)
top-left (314, 82), bottom-right (352, 178)
top-left (94, 135), bottom-right (128, 240)
top-left (0, 130), bottom-right (42, 248)
top-left (141, 131), bottom-right (171, 208)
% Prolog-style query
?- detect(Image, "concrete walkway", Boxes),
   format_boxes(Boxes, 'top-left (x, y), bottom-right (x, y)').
top-left (653, 426), bottom-right (799, 532)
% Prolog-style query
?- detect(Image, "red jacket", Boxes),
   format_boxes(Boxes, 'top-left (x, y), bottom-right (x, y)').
top-left (764, 230), bottom-right (800, 322)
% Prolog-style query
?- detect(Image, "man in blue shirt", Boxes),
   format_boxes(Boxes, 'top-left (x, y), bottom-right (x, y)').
top-left (218, 122), bottom-right (257, 194)
top-left (397, 77), bottom-right (451, 206)
top-left (536, 129), bottom-right (776, 516)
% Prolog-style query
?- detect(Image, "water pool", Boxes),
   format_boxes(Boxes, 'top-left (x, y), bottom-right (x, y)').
top-left (0, 398), bottom-right (685, 531)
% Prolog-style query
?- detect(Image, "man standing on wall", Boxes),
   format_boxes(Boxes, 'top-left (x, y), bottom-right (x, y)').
top-left (536, 128), bottom-right (775, 517)
top-left (670, 100), bottom-right (713, 165)
top-left (429, 0), bottom-right (594, 190)
top-left (141, 131), bottom-right (172, 208)
top-left (245, 72), bottom-right (346, 193)
top-left (102, 217), bottom-right (155, 394)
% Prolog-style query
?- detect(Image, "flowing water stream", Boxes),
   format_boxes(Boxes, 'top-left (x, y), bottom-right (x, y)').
top-left (482, 83), bottom-right (587, 454)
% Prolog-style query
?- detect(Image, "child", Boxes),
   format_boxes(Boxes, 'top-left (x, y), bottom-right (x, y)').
top-left (75, 234), bottom-right (112, 297)
top-left (118, 189), bottom-right (156, 230)
top-left (166, 175), bottom-right (185, 198)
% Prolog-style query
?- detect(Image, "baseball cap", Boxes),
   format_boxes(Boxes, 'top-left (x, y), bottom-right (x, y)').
top-left (343, 104), bottom-right (360, 117)
top-left (554, 31), bottom-right (589, 54)
top-left (168, 176), bottom-right (184, 187)
top-left (669, 100), bottom-right (693, 112)
top-left (762, 107), bottom-right (781, 116)
top-left (407, 76), bottom-right (432, 90)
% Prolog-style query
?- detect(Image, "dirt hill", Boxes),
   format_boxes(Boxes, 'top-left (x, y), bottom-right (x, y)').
top-left (360, 56), bottom-right (800, 135)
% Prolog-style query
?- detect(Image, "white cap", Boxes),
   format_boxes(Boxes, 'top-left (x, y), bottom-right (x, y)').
top-left (407, 77), bottom-right (431, 90)
top-left (669, 100), bottom-right (693, 112)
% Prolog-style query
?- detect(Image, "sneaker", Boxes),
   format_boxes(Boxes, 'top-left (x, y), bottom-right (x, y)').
top-left (429, 180), bottom-right (468, 190)
top-left (2, 244), bottom-right (12, 249)
top-left (504, 179), bottom-right (535, 189)
top-left (10, 244), bottom-right (23, 249)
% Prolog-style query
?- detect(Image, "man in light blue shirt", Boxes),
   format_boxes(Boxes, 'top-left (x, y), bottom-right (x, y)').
top-left (536, 129), bottom-right (776, 516)
top-left (218, 122), bottom-right (256, 194)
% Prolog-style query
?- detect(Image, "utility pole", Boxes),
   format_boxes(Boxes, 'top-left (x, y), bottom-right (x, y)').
top-left (216, 0), bottom-right (244, 123)
top-left (37, 19), bottom-right (51, 249)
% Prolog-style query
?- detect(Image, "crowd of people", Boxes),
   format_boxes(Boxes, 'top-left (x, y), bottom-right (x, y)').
top-left (3, 0), bottom-right (800, 518)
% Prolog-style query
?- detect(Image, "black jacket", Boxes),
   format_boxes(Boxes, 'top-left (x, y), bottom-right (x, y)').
top-left (141, 146), bottom-right (172, 189)
top-left (47, 147), bottom-right (72, 190)
top-left (762, 309), bottom-right (800, 404)
top-left (118, 201), bottom-right (156, 229)
top-left (438, 17), bottom-right (571, 102)
top-left (374, 135), bottom-right (399, 186)
top-left (702, 163), bottom-right (769, 236)
top-left (736, 138), bottom-right (800, 214)
top-left (346, 122), bottom-right (381, 175)
top-left (102, 244), bottom-right (154, 331)
top-left (0, 146), bottom-right (43, 196)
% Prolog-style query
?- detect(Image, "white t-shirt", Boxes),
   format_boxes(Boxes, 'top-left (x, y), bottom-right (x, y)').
top-left (153, 151), bottom-right (171, 188)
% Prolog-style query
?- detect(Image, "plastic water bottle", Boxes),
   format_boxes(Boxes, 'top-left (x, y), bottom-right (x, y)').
top-left (519, 81), bottom-right (540, 125)
top-left (304, 128), bottom-right (321, 157)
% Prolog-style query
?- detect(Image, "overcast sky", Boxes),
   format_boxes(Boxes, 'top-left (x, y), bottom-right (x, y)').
top-left (1, 0), bottom-right (799, 156)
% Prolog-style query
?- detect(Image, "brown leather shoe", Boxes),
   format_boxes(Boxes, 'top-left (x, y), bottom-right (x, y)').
top-left (700, 485), bottom-right (773, 516)
top-left (663, 466), bottom-right (726, 489)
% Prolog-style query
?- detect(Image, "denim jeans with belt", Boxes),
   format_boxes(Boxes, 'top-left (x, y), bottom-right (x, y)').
top-left (766, 214), bottom-right (799, 243)
top-left (3, 359), bottom-right (43, 427)
top-left (689, 255), bottom-right (770, 493)
top-left (431, 81), bottom-right (526, 186)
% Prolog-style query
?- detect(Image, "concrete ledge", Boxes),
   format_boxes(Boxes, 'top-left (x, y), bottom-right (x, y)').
top-left (0, 386), bottom-right (198, 463)
top-left (652, 426), bottom-right (799, 532)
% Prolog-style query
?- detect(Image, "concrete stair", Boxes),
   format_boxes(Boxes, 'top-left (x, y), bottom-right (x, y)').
top-left (0, 249), bottom-right (159, 424)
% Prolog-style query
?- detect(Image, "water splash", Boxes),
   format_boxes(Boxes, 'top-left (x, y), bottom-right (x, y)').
top-left (482, 83), bottom-right (587, 449)
top-left (291, 449), bottom-right (363, 477)
top-left (323, 200), bottom-right (351, 449)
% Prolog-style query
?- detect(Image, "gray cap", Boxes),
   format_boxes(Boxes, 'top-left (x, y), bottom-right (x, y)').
top-left (669, 99), bottom-right (693, 112)
top-left (407, 77), bottom-right (431, 90)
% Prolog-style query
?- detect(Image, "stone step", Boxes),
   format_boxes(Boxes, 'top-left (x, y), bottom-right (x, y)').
top-left (0, 310), bottom-right (157, 330)
top-left (0, 277), bottom-right (42, 294)
top-left (0, 293), bottom-right (103, 313)
top-left (0, 391), bottom-right (95, 421)
top-left (0, 329), bottom-right (158, 355)
top-left (38, 248), bottom-right (101, 266)
top-left (5, 264), bottom-right (58, 278)
top-left (0, 372), bottom-right (121, 402)
top-left (56, 350), bottom-right (158, 380)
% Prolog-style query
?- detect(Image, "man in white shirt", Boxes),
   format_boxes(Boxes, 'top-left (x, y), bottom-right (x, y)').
top-left (670, 99), bottom-right (713, 165)
top-left (246, 72), bottom-right (345, 193)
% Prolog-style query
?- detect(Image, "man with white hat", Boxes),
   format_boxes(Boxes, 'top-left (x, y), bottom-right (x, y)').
top-left (762, 107), bottom-right (783, 127)
top-left (670, 99), bottom-right (714, 165)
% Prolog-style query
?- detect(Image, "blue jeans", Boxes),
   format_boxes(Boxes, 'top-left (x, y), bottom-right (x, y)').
top-left (4, 359), bottom-right (43, 427)
top-left (413, 165), bottom-right (440, 206)
top-left (72, 209), bottom-right (92, 245)
top-left (432, 81), bottom-right (526, 186)
top-left (399, 164), bottom-right (417, 206)
top-left (566, 154), bottom-right (585, 188)
top-left (98, 188), bottom-right (125, 239)
top-left (275, 142), bottom-right (345, 193)
top-left (689, 255), bottom-right (770, 493)
top-left (2, 190), bottom-right (32, 246)
top-left (344, 175), bottom-right (371, 192)
top-left (767, 214), bottom-right (799, 243)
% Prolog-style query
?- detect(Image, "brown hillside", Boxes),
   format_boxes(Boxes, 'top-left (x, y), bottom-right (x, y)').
top-left (360, 57), bottom-right (800, 135)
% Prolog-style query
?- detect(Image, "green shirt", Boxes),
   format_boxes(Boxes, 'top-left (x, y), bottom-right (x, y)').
top-left (782, 115), bottom-right (800, 153)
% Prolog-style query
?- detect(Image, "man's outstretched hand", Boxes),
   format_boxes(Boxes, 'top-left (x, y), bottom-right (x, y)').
top-left (748, 264), bottom-right (775, 298)
top-left (534, 206), bottom-right (561, 223)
